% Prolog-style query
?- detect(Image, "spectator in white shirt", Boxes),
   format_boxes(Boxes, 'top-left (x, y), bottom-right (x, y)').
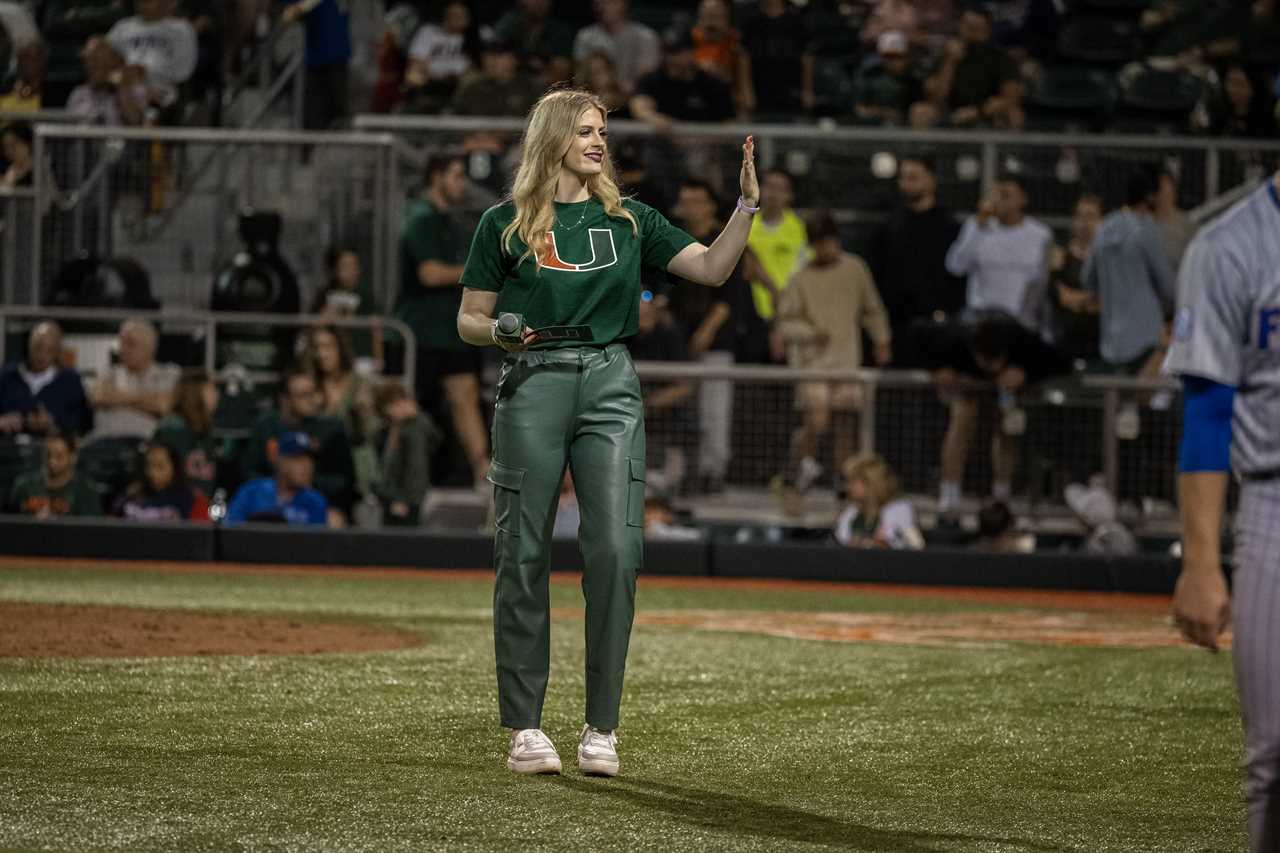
top-left (405, 1), bottom-right (473, 113)
top-left (945, 175), bottom-right (1052, 333)
top-left (87, 319), bottom-right (180, 441)
top-left (573, 0), bottom-right (661, 96)
top-left (67, 36), bottom-right (146, 127)
top-left (834, 453), bottom-right (923, 549)
top-left (105, 0), bottom-right (197, 118)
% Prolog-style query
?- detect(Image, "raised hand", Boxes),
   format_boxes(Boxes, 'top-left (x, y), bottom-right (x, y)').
top-left (740, 135), bottom-right (758, 207)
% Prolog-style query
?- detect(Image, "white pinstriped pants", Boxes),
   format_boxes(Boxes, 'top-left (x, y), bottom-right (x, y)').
top-left (1235, 480), bottom-right (1280, 853)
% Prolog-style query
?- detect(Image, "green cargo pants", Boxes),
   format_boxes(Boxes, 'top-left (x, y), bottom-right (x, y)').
top-left (487, 342), bottom-right (646, 731)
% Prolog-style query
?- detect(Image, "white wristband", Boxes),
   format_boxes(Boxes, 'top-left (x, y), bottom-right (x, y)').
top-left (737, 196), bottom-right (760, 215)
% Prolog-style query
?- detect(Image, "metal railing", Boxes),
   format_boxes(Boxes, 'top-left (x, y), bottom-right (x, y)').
top-left (0, 307), bottom-right (418, 393)
top-left (631, 361), bottom-right (1179, 508)
top-left (29, 125), bottom-right (399, 313)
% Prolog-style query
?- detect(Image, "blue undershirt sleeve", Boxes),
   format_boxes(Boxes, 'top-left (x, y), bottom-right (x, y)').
top-left (1178, 375), bottom-right (1235, 473)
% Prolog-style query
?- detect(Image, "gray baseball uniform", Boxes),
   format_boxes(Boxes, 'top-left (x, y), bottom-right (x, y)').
top-left (1165, 177), bottom-right (1280, 853)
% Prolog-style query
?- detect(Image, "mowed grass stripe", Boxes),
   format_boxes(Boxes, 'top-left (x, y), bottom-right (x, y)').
top-left (0, 564), bottom-right (1242, 852)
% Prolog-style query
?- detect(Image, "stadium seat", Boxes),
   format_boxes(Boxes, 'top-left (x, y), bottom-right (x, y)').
top-left (77, 435), bottom-right (145, 507)
top-left (1025, 66), bottom-right (1117, 131)
top-left (0, 433), bottom-right (41, 498)
top-left (1115, 65), bottom-right (1203, 132)
top-left (1057, 16), bottom-right (1140, 65)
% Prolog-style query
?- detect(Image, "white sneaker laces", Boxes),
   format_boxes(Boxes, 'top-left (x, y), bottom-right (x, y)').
top-left (517, 729), bottom-right (556, 754)
top-left (582, 726), bottom-right (618, 750)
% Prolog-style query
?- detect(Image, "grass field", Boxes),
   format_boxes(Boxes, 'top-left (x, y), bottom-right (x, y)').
top-left (0, 561), bottom-right (1244, 852)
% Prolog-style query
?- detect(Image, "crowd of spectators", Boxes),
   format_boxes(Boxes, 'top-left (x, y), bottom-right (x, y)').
top-left (0, 315), bottom-right (442, 530)
top-left (349, 0), bottom-right (1279, 137)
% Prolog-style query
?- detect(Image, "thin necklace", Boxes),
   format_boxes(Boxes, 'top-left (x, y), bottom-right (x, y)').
top-left (555, 198), bottom-right (590, 231)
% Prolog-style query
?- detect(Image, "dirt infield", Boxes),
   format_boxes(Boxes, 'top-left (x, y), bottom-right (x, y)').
top-left (0, 602), bottom-right (423, 659)
top-left (0, 556), bottom-right (1198, 656)
top-left (633, 608), bottom-right (1221, 649)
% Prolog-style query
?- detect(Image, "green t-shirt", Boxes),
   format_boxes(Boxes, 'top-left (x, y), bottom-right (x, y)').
top-left (459, 198), bottom-right (696, 348)
top-left (154, 414), bottom-right (220, 498)
top-left (8, 472), bottom-right (102, 517)
top-left (395, 199), bottom-right (469, 352)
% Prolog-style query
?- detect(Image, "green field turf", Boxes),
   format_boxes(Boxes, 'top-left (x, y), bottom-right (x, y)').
top-left (0, 564), bottom-right (1244, 852)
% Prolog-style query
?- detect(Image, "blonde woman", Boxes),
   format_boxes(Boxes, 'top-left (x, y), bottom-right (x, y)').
top-left (834, 454), bottom-right (923, 550)
top-left (457, 88), bottom-right (757, 777)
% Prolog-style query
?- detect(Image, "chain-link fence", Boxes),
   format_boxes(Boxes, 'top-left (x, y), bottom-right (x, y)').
top-left (634, 361), bottom-right (1179, 519)
top-left (28, 125), bottom-right (399, 315)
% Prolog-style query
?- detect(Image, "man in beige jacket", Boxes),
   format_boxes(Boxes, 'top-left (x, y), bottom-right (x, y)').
top-left (773, 210), bottom-right (892, 510)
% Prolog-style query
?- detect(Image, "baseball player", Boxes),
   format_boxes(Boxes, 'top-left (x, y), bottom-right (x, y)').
top-left (456, 89), bottom-right (758, 777)
top-left (1165, 170), bottom-right (1280, 852)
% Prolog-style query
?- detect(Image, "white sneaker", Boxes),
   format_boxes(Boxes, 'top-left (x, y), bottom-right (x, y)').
top-left (577, 725), bottom-right (619, 777)
top-left (506, 729), bottom-right (562, 775)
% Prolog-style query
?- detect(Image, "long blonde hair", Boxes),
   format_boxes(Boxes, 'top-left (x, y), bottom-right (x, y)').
top-left (502, 88), bottom-right (637, 267)
top-left (841, 453), bottom-right (901, 521)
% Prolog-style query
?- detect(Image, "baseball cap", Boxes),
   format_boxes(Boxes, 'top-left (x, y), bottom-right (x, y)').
top-left (276, 431), bottom-right (317, 458)
top-left (481, 34), bottom-right (517, 55)
top-left (1064, 482), bottom-right (1118, 528)
top-left (877, 31), bottom-right (908, 56)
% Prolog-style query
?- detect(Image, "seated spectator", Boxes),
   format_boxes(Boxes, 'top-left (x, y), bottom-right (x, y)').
top-left (630, 30), bottom-right (734, 129)
top-left (282, 0), bottom-right (352, 131)
top-left (450, 37), bottom-right (542, 118)
top-left (299, 325), bottom-right (378, 501)
top-left (869, 156), bottom-right (963, 366)
top-left (225, 430), bottom-right (333, 527)
top-left (113, 439), bottom-right (209, 521)
top-left (973, 499), bottom-right (1034, 552)
top-left (643, 493), bottom-right (703, 541)
top-left (243, 368), bottom-right (356, 521)
top-left (0, 39), bottom-right (45, 113)
top-left (6, 432), bottom-right (101, 518)
top-left (738, 0), bottom-right (816, 118)
top-left (1047, 192), bottom-right (1102, 362)
top-left (691, 0), bottom-right (742, 92)
top-left (854, 31), bottom-right (927, 127)
top-left (626, 291), bottom-right (696, 495)
top-left (311, 245), bottom-right (383, 366)
top-left (773, 211), bottom-right (891, 509)
top-left (374, 381), bottom-right (440, 527)
top-left (862, 0), bottom-right (955, 54)
top-left (1207, 63), bottom-right (1276, 138)
top-left (834, 453), bottom-right (923, 549)
top-left (924, 6), bottom-right (1023, 129)
top-left (576, 51), bottom-right (631, 118)
top-left (404, 1), bottom-right (473, 114)
top-left (106, 0), bottom-right (198, 122)
top-left (0, 121), bottom-right (33, 189)
top-left (572, 0), bottom-right (661, 96)
top-left (492, 0), bottom-right (574, 87)
top-left (1064, 478), bottom-right (1137, 556)
top-left (67, 35), bottom-right (146, 127)
top-left (87, 319), bottom-right (179, 441)
top-left (945, 175), bottom-right (1052, 334)
top-left (1082, 168), bottom-right (1175, 378)
top-left (923, 313), bottom-right (1075, 513)
top-left (154, 367), bottom-right (219, 499)
top-left (0, 322), bottom-right (92, 437)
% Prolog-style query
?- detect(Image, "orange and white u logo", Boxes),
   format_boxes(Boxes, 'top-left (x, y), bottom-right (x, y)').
top-left (540, 229), bottom-right (618, 272)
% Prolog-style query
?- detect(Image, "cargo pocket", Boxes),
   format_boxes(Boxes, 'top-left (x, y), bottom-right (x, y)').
top-left (487, 461), bottom-right (525, 571)
top-left (487, 461), bottom-right (525, 536)
top-left (625, 457), bottom-right (646, 528)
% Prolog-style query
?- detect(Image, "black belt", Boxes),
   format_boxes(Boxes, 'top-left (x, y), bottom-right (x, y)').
top-left (1241, 468), bottom-right (1280, 482)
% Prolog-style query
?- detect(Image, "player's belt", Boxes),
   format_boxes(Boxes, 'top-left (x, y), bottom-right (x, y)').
top-left (1241, 467), bottom-right (1280, 483)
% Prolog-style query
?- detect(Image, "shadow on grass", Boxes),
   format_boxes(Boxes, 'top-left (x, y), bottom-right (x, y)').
top-left (551, 776), bottom-right (1058, 852)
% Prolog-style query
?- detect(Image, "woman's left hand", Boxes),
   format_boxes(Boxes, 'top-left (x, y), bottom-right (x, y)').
top-left (739, 135), bottom-right (758, 207)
